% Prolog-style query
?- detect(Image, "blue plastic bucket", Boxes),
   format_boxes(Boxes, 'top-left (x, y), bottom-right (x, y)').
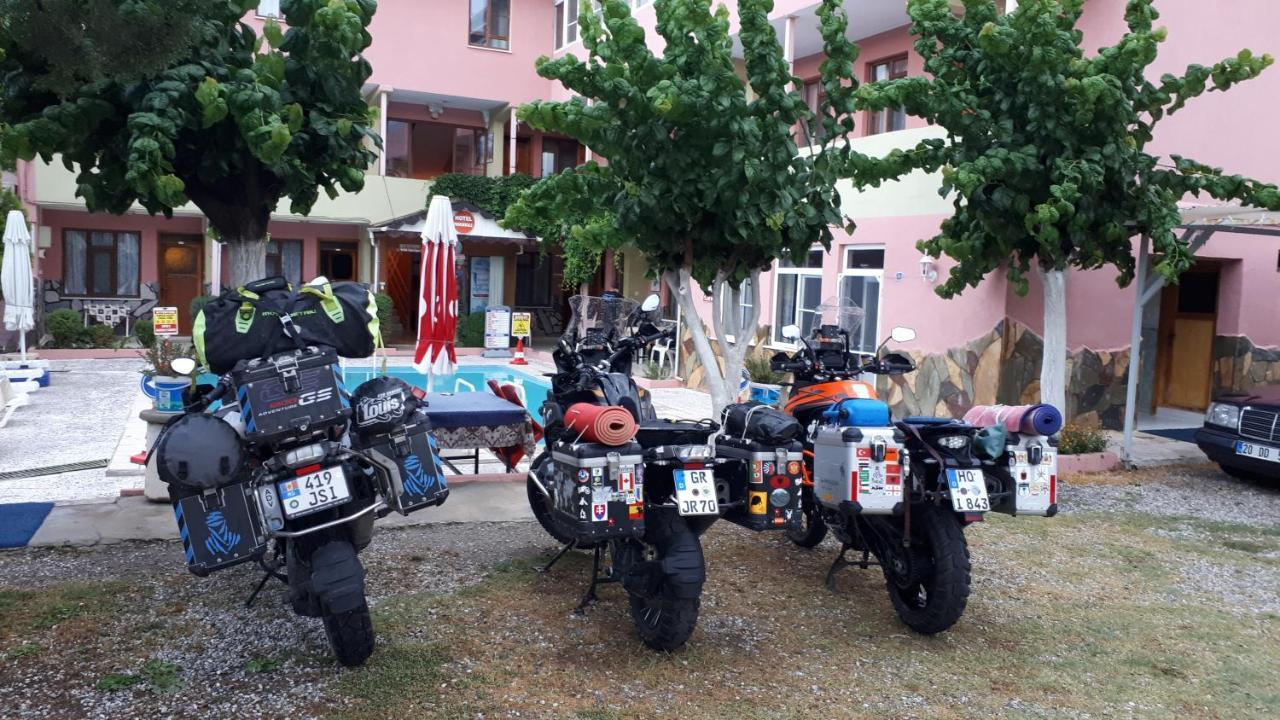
top-left (140, 375), bottom-right (192, 414)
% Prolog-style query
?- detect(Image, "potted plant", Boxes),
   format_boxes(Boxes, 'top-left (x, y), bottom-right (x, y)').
top-left (139, 336), bottom-right (196, 414)
top-left (744, 355), bottom-right (785, 407)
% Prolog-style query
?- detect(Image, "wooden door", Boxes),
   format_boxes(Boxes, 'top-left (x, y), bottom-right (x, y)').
top-left (512, 138), bottom-right (532, 176)
top-left (158, 235), bottom-right (203, 334)
top-left (1157, 270), bottom-right (1219, 410)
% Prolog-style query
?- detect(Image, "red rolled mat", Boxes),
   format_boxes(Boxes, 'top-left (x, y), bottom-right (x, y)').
top-left (564, 403), bottom-right (638, 446)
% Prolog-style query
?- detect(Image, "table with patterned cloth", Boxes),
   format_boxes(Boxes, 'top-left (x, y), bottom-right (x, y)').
top-left (421, 392), bottom-right (536, 473)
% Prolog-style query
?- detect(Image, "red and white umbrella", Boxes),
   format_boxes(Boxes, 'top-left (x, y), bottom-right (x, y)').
top-left (413, 195), bottom-right (459, 384)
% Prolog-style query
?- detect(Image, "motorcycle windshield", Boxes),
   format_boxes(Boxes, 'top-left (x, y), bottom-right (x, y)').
top-left (813, 297), bottom-right (866, 338)
top-left (563, 294), bottom-right (641, 349)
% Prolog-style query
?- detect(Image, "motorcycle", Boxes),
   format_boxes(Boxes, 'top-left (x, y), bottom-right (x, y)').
top-left (769, 302), bottom-right (996, 634)
top-left (150, 344), bottom-right (448, 666)
top-left (526, 292), bottom-right (721, 651)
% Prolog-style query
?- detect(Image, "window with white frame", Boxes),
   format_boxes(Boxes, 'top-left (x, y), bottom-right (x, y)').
top-left (554, 0), bottom-right (580, 49)
top-left (772, 247), bottom-right (825, 346)
top-left (838, 246), bottom-right (885, 355)
top-left (717, 277), bottom-right (754, 341)
top-left (257, 0), bottom-right (281, 19)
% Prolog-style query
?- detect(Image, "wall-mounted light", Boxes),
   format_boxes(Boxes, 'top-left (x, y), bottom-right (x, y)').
top-left (429, 103), bottom-right (443, 119)
top-left (919, 253), bottom-right (938, 283)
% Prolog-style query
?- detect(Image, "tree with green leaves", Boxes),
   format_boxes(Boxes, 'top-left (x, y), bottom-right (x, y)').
top-left (504, 0), bottom-right (891, 412)
top-left (856, 0), bottom-right (1280, 412)
top-left (0, 0), bottom-right (380, 287)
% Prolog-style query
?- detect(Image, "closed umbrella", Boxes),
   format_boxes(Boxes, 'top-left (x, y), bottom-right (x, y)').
top-left (2, 210), bottom-right (35, 361)
top-left (413, 195), bottom-right (459, 387)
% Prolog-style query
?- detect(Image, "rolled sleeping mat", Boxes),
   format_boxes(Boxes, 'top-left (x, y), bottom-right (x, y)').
top-left (963, 404), bottom-right (1064, 437)
top-left (564, 403), bottom-right (639, 446)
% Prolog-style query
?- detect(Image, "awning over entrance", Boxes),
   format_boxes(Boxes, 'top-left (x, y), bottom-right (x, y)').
top-left (370, 203), bottom-right (534, 243)
top-left (1120, 203), bottom-right (1280, 465)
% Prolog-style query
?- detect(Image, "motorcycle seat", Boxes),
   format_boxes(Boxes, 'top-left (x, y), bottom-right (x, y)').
top-left (635, 419), bottom-right (719, 448)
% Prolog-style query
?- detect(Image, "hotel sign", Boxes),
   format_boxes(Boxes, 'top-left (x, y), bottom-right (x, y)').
top-left (453, 210), bottom-right (475, 234)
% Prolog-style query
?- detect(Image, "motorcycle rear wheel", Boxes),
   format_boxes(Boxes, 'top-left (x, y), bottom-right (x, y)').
top-left (622, 506), bottom-right (703, 651)
top-left (322, 601), bottom-right (375, 667)
top-left (881, 505), bottom-right (971, 635)
top-left (526, 452), bottom-right (602, 549)
top-left (786, 484), bottom-right (829, 548)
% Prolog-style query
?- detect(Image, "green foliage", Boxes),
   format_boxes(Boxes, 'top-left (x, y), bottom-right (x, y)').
top-left (45, 308), bottom-right (86, 348)
top-left (0, 0), bottom-right (380, 272)
top-left (642, 361), bottom-right (669, 380)
top-left (374, 292), bottom-right (396, 333)
top-left (429, 173), bottom-right (538, 219)
top-left (869, 0), bottom-right (1280, 298)
top-left (245, 656), bottom-right (283, 674)
top-left (133, 317), bottom-right (155, 348)
top-left (743, 354), bottom-right (784, 385)
top-left (1058, 422), bottom-right (1109, 455)
top-left (86, 323), bottom-right (118, 348)
top-left (503, 0), bottom-right (880, 291)
top-left (190, 295), bottom-right (215, 320)
top-left (95, 659), bottom-right (182, 694)
top-left (0, 187), bottom-right (21, 266)
top-left (456, 312), bottom-right (486, 348)
top-left (139, 338), bottom-right (193, 378)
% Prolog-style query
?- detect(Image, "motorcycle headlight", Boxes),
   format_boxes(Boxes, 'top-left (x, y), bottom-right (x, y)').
top-left (1205, 403), bottom-right (1240, 429)
top-left (937, 435), bottom-right (968, 450)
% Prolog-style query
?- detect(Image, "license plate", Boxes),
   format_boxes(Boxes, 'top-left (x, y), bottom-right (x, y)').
top-left (674, 468), bottom-right (719, 516)
top-left (946, 468), bottom-right (989, 513)
top-left (1235, 441), bottom-right (1280, 463)
top-left (279, 466), bottom-right (351, 518)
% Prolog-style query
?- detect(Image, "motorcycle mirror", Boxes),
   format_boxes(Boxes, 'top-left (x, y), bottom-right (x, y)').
top-left (170, 358), bottom-right (197, 376)
top-left (641, 293), bottom-right (660, 313)
top-left (890, 326), bottom-right (917, 344)
top-left (782, 324), bottom-right (801, 340)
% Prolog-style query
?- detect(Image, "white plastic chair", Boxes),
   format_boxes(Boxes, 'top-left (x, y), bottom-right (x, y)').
top-left (649, 337), bottom-right (673, 372)
top-left (0, 375), bottom-right (30, 429)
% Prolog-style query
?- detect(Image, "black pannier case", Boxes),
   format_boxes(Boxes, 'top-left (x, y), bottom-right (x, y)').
top-left (171, 482), bottom-right (268, 577)
top-left (548, 440), bottom-right (645, 541)
top-left (231, 347), bottom-right (349, 447)
top-left (714, 436), bottom-right (805, 531)
top-left (351, 409), bottom-right (449, 515)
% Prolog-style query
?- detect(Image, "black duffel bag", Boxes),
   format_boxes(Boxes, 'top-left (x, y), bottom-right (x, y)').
top-left (194, 276), bottom-right (382, 374)
top-left (720, 401), bottom-right (804, 446)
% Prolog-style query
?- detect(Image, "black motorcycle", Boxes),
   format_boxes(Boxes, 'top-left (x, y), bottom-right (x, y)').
top-left (151, 346), bottom-right (448, 666)
top-left (526, 293), bottom-right (721, 651)
top-left (771, 311), bottom-right (995, 634)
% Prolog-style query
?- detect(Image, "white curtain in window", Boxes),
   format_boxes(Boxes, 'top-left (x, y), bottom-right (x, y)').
top-left (258, 0), bottom-right (281, 18)
top-left (116, 232), bottom-right (140, 296)
top-left (281, 241), bottom-right (303, 285)
top-left (64, 231), bottom-right (87, 295)
top-left (840, 274), bottom-right (882, 354)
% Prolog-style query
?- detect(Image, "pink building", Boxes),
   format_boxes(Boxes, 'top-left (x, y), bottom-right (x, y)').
top-left (12, 1), bottom-right (1280, 428)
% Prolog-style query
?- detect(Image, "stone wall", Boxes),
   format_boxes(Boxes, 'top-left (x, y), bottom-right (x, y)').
top-left (1213, 336), bottom-right (1280, 397)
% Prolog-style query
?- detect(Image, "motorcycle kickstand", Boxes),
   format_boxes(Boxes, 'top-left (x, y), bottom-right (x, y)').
top-left (245, 556), bottom-right (288, 609)
top-left (825, 544), bottom-right (877, 591)
top-left (573, 544), bottom-right (616, 615)
top-left (537, 539), bottom-right (578, 574)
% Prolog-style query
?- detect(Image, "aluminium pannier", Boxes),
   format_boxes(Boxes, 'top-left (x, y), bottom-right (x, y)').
top-left (193, 276), bottom-right (382, 374)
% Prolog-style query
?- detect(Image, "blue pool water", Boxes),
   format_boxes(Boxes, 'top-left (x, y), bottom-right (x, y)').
top-left (340, 364), bottom-right (550, 413)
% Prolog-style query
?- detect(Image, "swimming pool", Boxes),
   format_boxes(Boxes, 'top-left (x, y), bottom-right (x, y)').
top-left (340, 364), bottom-right (550, 413)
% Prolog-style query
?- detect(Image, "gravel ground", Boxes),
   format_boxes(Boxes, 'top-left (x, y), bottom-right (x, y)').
top-left (2, 467), bottom-right (1278, 719)
top-left (0, 359), bottom-right (144, 504)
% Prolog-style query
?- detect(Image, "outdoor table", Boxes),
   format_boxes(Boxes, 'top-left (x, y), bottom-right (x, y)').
top-left (421, 391), bottom-right (536, 474)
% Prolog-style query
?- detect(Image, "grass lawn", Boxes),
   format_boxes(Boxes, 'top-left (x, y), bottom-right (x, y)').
top-left (2, 471), bottom-right (1277, 719)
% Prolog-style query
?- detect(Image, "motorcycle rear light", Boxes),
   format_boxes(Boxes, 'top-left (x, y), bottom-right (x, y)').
top-left (963, 513), bottom-right (985, 523)
top-left (295, 463), bottom-right (323, 476)
top-left (683, 462), bottom-right (706, 470)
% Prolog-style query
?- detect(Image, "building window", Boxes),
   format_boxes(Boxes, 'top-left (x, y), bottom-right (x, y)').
top-left (266, 239), bottom-right (303, 286)
top-left (541, 137), bottom-right (581, 176)
top-left (717, 278), bottom-right (754, 341)
top-left (320, 241), bottom-right (358, 282)
top-left (772, 247), bottom-right (825, 346)
top-left (63, 230), bottom-right (140, 297)
top-left (801, 79), bottom-right (828, 146)
top-left (257, 0), bottom-right (281, 18)
top-left (469, 0), bottom-right (511, 50)
top-left (564, 0), bottom-right (580, 47)
top-left (555, 0), bottom-right (566, 49)
top-left (838, 247), bottom-right (885, 355)
top-left (385, 119), bottom-right (488, 179)
top-left (867, 55), bottom-right (908, 135)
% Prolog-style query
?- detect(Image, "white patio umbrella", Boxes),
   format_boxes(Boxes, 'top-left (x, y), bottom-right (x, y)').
top-left (2, 210), bottom-right (35, 361)
top-left (413, 195), bottom-right (460, 390)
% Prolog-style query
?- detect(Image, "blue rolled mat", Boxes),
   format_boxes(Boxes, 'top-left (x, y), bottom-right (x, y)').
top-left (1021, 403), bottom-right (1063, 436)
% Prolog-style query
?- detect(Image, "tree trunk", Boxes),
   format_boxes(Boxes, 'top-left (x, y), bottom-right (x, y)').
top-left (1038, 266), bottom-right (1068, 413)
top-left (225, 237), bottom-right (267, 290)
top-left (663, 266), bottom-right (761, 418)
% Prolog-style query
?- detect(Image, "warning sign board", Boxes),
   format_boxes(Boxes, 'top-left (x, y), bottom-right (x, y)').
top-left (153, 307), bottom-right (179, 336)
top-left (511, 312), bottom-right (532, 339)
